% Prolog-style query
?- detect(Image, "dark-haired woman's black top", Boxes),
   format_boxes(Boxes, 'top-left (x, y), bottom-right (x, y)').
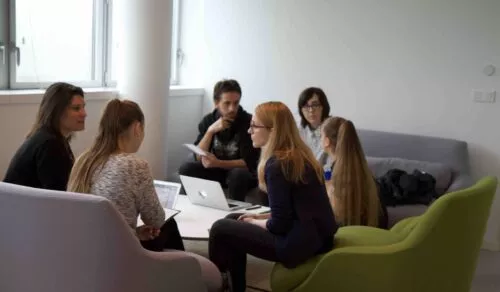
top-left (3, 127), bottom-right (75, 191)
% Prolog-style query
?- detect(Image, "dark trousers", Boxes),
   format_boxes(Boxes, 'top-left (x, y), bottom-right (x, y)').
top-left (140, 219), bottom-right (185, 252)
top-left (209, 213), bottom-right (279, 292)
top-left (178, 161), bottom-right (258, 201)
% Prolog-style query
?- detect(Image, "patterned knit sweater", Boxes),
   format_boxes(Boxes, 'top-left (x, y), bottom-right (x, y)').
top-left (90, 153), bottom-right (165, 230)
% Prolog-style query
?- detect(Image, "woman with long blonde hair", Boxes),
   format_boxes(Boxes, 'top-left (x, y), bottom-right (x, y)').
top-left (67, 99), bottom-right (185, 251)
top-left (321, 116), bottom-right (388, 228)
top-left (68, 99), bottom-right (223, 292)
top-left (209, 101), bottom-right (337, 292)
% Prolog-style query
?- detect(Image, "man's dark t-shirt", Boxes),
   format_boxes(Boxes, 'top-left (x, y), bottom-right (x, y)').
top-left (194, 107), bottom-right (260, 173)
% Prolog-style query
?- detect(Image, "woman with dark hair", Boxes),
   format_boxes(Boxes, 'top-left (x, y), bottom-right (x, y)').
top-left (297, 87), bottom-right (331, 166)
top-left (3, 82), bottom-right (86, 191)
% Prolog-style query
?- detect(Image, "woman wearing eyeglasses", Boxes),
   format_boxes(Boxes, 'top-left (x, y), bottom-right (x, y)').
top-left (209, 102), bottom-right (337, 292)
top-left (297, 87), bottom-right (331, 166)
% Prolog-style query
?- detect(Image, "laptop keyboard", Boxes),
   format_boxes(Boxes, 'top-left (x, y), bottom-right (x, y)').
top-left (227, 198), bottom-right (251, 209)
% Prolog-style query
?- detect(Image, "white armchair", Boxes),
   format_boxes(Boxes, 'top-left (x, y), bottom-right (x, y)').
top-left (0, 182), bottom-right (221, 292)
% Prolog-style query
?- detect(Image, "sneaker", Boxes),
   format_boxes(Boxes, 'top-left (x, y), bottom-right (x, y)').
top-left (221, 272), bottom-right (233, 292)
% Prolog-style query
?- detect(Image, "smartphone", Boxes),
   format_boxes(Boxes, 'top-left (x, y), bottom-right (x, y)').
top-left (245, 205), bottom-right (261, 210)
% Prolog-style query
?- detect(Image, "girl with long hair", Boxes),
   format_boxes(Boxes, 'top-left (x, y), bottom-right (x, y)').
top-left (67, 99), bottom-right (184, 251)
top-left (321, 116), bottom-right (388, 228)
top-left (68, 99), bottom-right (223, 291)
top-left (209, 101), bottom-right (337, 292)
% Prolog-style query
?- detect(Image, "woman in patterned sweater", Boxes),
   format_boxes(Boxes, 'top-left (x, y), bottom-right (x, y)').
top-left (67, 99), bottom-right (184, 251)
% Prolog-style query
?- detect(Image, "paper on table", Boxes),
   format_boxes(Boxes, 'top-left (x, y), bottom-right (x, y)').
top-left (183, 143), bottom-right (208, 156)
top-left (165, 208), bottom-right (181, 220)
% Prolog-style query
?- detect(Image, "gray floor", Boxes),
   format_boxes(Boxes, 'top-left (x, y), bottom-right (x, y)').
top-left (471, 250), bottom-right (500, 292)
top-left (185, 240), bottom-right (500, 292)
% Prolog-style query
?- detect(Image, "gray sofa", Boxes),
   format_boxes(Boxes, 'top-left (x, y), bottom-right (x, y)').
top-left (177, 128), bottom-right (473, 228)
top-left (0, 182), bottom-right (222, 292)
top-left (357, 129), bottom-right (473, 227)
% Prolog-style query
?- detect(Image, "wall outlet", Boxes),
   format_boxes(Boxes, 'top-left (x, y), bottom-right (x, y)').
top-left (485, 90), bottom-right (496, 103)
top-left (472, 90), bottom-right (483, 102)
top-left (472, 89), bottom-right (496, 103)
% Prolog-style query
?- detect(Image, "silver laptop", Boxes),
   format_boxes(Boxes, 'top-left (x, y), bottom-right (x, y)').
top-left (153, 180), bottom-right (181, 209)
top-left (179, 175), bottom-right (252, 211)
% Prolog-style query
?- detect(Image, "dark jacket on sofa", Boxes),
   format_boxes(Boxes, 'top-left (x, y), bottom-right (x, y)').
top-left (376, 169), bottom-right (438, 206)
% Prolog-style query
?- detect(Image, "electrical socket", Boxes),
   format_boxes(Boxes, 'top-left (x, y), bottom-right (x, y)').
top-left (485, 90), bottom-right (496, 103)
top-left (472, 89), bottom-right (496, 103)
top-left (472, 90), bottom-right (483, 102)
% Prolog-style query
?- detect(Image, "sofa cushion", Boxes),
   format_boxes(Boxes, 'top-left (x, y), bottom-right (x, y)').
top-left (386, 205), bottom-right (428, 228)
top-left (366, 156), bottom-right (453, 195)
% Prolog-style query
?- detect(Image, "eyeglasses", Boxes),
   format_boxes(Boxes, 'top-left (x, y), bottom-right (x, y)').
top-left (249, 123), bottom-right (271, 131)
top-left (302, 103), bottom-right (322, 111)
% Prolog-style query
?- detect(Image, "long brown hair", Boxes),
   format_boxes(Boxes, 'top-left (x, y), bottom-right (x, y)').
top-left (322, 117), bottom-right (381, 227)
top-left (255, 102), bottom-right (324, 192)
top-left (28, 82), bottom-right (84, 139)
top-left (67, 99), bottom-right (144, 193)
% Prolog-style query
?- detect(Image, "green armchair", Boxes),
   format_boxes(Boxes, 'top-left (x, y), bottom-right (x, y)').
top-left (271, 176), bottom-right (498, 292)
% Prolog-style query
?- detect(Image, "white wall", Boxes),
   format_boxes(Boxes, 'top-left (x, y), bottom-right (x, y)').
top-left (0, 89), bottom-right (203, 183)
top-left (165, 89), bottom-right (205, 181)
top-left (181, 0), bottom-right (500, 248)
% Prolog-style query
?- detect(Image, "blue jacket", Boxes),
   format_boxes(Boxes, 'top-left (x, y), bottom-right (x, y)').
top-left (265, 157), bottom-right (337, 268)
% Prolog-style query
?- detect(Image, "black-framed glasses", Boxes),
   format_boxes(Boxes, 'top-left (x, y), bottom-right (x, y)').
top-left (302, 103), bottom-right (322, 111)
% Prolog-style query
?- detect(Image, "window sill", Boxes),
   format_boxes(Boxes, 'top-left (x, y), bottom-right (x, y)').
top-left (0, 86), bottom-right (204, 105)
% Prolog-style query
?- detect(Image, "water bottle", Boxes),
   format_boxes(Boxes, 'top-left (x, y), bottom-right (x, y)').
top-left (324, 165), bottom-right (332, 181)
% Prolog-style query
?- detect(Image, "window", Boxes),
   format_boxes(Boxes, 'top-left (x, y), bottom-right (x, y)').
top-left (0, 0), bottom-right (180, 90)
top-left (12, 0), bottom-right (100, 89)
top-left (0, 0), bottom-right (8, 89)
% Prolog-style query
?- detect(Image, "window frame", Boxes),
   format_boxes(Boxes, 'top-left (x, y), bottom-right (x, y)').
top-left (0, 0), bottom-right (180, 90)
top-left (8, 0), bottom-right (104, 89)
top-left (170, 0), bottom-right (180, 86)
top-left (0, 0), bottom-right (8, 89)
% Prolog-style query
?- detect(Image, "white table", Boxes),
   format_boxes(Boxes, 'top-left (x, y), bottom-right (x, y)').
top-left (139, 195), bottom-right (270, 240)
top-left (174, 195), bottom-right (230, 240)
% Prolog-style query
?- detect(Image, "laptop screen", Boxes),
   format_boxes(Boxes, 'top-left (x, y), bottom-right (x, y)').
top-left (153, 180), bottom-right (181, 209)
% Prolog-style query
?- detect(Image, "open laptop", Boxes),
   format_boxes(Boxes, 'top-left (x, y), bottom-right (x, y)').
top-left (153, 180), bottom-right (182, 220)
top-left (153, 180), bottom-right (182, 209)
top-left (179, 175), bottom-right (253, 211)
